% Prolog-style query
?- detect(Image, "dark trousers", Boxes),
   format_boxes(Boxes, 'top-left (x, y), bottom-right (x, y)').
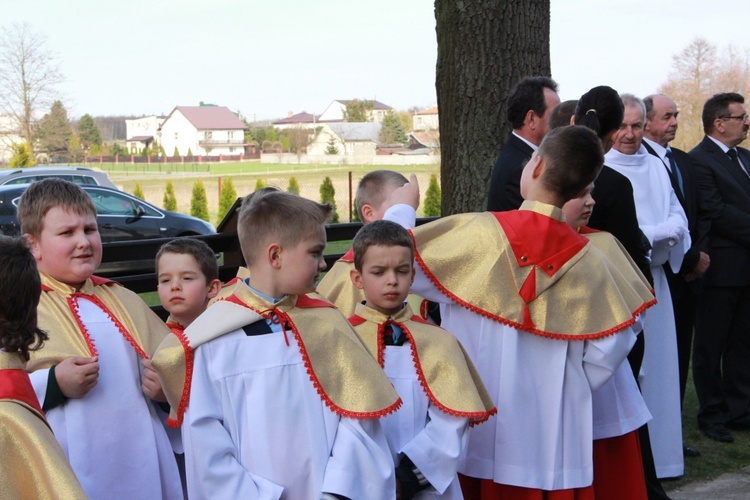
top-left (693, 284), bottom-right (750, 427)
top-left (664, 268), bottom-right (697, 407)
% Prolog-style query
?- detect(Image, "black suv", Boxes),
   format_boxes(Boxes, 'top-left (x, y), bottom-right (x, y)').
top-left (0, 184), bottom-right (215, 241)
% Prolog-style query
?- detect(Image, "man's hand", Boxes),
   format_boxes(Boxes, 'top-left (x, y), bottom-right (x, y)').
top-left (389, 174), bottom-right (420, 211)
top-left (141, 358), bottom-right (167, 402)
top-left (685, 251), bottom-right (710, 282)
top-left (56, 356), bottom-right (99, 398)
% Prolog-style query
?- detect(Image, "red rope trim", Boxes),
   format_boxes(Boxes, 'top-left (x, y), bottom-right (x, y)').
top-left (398, 322), bottom-right (495, 423)
top-left (224, 297), bottom-right (402, 419)
top-left (376, 322), bottom-right (389, 367)
top-left (72, 293), bottom-right (148, 359)
top-left (166, 323), bottom-right (194, 429)
top-left (409, 231), bottom-right (656, 341)
top-left (67, 296), bottom-right (98, 357)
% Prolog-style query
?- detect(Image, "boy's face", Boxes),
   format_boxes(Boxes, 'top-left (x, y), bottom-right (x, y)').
top-left (157, 252), bottom-right (219, 326)
top-left (27, 206), bottom-right (102, 289)
top-left (277, 225), bottom-right (327, 296)
top-left (351, 244), bottom-right (414, 316)
top-left (562, 182), bottom-right (595, 230)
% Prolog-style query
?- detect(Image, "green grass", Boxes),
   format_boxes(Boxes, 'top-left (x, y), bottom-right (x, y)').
top-left (663, 368), bottom-right (750, 490)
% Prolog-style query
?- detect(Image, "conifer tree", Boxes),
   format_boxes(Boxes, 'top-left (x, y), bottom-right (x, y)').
top-left (324, 137), bottom-right (340, 155)
top-left (190, 180), bottom-right (209, 221)
top-left (287, 176), bottom-right (300, 195)
top-left (187, 148), bottom-right (193, 157)
top-left (217, 178), bottom-right (237, 225)
top-left (9, 142), bottom-right (35, 168)
top-left (319, 176), bottom-right (339, 223)
top-left (68, 132), bottom-right (83, 162)
top-left (351, 197), bottom-right (361, 222)
top-left (254, 178), bottom-right (267, 191)
top-left (77, 114), bottom-right (102, 148)
top-left (133, 182), bottom-right (145, 200)
top-left (423, 174), bottom-right (442, 217)
top-left (173, 146), bottom-right (180, 157)
top-left (163, 181), bottom-right (178, 211)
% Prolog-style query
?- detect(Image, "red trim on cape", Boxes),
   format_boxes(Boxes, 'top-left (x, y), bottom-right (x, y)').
top-left (70, 293), bottom-right (148, 359)
top-left (408, 230), bottom-right (656, 341)
top-left (348, 314), bottom-right (367, 327)
top-left (224, 295), bottom-right (401, 419)
top-left (339, 248), bottom-right (354, 263)
top-left (578, 225), bottom-right (598, 234)
top-left (0, 369), bottom-right (46, 418)
top-left (67, 296), bottom-right (98, 357)
top-left (90, 275), bottom-right (115, 286)
top-left (165, 323), bottom-right (194, 429)
top-left (295, 294), bottom-right (336, 309)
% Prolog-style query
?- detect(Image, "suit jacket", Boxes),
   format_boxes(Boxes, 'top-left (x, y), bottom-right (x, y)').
top-left (643, 141), bottom-right (701, 274)
top-left (486, 132), bottom-right (533, 211)
top-left (689, 136), bottom-right (750, 286)
top-left (587, 165), bottom-right (653, 284)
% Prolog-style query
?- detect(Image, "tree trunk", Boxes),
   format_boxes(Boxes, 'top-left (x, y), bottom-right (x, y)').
top-left (435, 0), bottom-right (551, 214)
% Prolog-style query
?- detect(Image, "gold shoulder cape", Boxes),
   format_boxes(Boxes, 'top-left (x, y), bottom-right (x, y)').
top-left (0, 354), bottom-right (85, 499)
top-left (317, 248), bottom-right (433, 320)
top-left (350, 303), bottom-right (496, 424)
top-left (153, 283), bottom-right (401, 427)
top-left (410, 201), bottom-right (655, 340)
top-left (27, 273), bottom-right (170, 372)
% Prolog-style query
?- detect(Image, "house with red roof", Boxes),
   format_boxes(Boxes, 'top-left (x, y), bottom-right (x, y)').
top-left (159, 105), bottom-right (248, 157)
top-left (318, 99), bottom-right (392, 123)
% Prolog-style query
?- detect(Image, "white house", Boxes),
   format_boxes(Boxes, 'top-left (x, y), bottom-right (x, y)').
top-left (317, 99), bottom-right (392, 123)
top-left (125, 115), bottom-right (165, 154)
top-left (0, 115), bottom-right (22, 164)
top-left (307, 122), bottom-right (381, 157)
top-left (413, 105), bottom-right (439, 131)
top-left (158, 106), bottom-right (248, 157)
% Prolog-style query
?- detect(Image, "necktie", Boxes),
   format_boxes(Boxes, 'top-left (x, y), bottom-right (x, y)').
top-left (727, 149), bottom-right (749, 177)
top-left (665, 150), bottom-right (684, 197)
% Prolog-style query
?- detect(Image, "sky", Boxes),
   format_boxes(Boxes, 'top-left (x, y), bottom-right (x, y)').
top-left (3, 0), bottom-right (749, 122)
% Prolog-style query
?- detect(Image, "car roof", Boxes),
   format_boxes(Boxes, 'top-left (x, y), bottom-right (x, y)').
top-left (0, 166), bottom-right (117, 188)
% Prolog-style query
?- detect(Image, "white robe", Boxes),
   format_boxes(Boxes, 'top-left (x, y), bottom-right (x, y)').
top-left (30, 297), bottom-right (183, 500)
top-left (605, 145), bottom-right (690, 478)
top-left (381, 342), bottom-right (469, 499)
top-left (183, 323), bottom-right (395, 500)
top-left (385, 204), bottom-right (638, 490)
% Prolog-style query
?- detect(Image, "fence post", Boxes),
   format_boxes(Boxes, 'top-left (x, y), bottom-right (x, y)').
top-left (348, 171), bottom-right (353, 222)
top-left (218, 176), bottom-right (222, 200)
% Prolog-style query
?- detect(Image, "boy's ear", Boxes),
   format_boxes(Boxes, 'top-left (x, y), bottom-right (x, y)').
top-left (350, 268), bottom-right (365, 290)
top-left (24, 233), bottom-right (42, 261)
top-left (206, 279), bottom-right (222, 300)
top-left (267, 243), bottom-right (282, 269)
top-left (532, 155), bottom-right (545, 179)
top-left (360, 204), bottom-right (375, 224)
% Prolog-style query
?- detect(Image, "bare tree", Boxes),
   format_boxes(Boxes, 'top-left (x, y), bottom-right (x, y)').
top-left (0, 22), bottom-right (64, 156)
top-left (659, 38), bottom-right (750, 150)
top-left (435, 0), bottom-right (551, 214)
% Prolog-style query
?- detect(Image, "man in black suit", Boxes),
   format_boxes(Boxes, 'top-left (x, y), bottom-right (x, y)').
top-left (486, 76), bottom-right (560, 211)
top-left (689, 92), bottom-right (750, 444)
top-left (644, 94), bottom-right (708, 458)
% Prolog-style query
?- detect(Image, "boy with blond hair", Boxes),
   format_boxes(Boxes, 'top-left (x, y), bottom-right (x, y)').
top-left (18, 178), bottom-right (183, 499)
top-left (153, 188), bottom-right (401, 499)
top-left (348, 220), bottom-right (495, 499)
top-left (386, 126), bottom-right (655, 497)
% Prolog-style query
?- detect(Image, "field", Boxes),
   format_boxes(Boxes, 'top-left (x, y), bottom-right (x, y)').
top-left (96, 161), bottom-right (441, 224)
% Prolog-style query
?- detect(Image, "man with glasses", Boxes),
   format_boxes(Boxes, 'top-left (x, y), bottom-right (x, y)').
top-left (689, 93), bottom-right (750, 444)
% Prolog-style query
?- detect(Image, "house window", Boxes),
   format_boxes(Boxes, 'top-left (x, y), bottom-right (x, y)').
top-left (228, 131), bottom-right (234, 139)
top-left (205, 131), bottom-right (212, 140)
top-left (174, 132), bottom-right (178, 140)
top-left (229, 147), bottom-right (235, 153)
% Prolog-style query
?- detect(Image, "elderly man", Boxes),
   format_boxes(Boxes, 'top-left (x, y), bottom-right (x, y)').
top-left (689, 93), bottom-right (750, 444)
top-left (486, 76), bottom-right (560, 211)
top-left (604, 94), bottom-right (689, 480)
top-left (643, 94), bottom-right (708, 458)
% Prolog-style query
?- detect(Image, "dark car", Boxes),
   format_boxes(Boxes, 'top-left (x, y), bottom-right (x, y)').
top-left (0, 166), bottom-right (119, 189)
top-left (0, 184), bottom-right (215, 242)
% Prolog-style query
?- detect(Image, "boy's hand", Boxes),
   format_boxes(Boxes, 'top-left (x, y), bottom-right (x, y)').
top-left (56, 356), bottom-right (99, 398)
top-left (141, 358), bottom-right (167, 402)
top-left (390, 174), bottom-right (420, 211)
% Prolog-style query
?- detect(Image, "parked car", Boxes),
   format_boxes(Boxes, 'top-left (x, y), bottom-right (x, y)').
top-left (0, 184), bottom-right (215, 241)
top-left (0, 166), bottom-right (118, 189)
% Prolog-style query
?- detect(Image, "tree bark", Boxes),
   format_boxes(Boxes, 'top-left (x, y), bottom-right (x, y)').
top-left (435, 0), bottom-right (551, 214)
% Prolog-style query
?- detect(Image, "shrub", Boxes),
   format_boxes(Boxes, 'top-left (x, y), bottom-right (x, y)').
top-left (163, 181), bottom-right (178, 211)
top-left (133, 182), bottom-right (145, 200)
top-left (254, 178), bottom-right (267, 191)
top-left (424, 174), bottom-right (442, 217)
top-left (287, 177), bottom-right (300, 195)
top-left (217, 178), bottom-right (237, 225)
top-left (190, 180), bottom-right (209, 222)
top-left (320, 176), bottom-right (339, 223)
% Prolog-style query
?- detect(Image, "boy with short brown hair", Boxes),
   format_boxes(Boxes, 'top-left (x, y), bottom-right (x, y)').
top-left (348, 220), bottom-right (495, 499)
top-left (18, 178), bottom-right (183, 499)
top-left (153, 188), bottom-right (401, 499)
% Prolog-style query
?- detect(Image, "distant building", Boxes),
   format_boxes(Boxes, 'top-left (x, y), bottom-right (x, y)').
top-left (413, 105), bottom-right (438, 131)
top-left (125, 116), bottom-right (165, 154)
top-left (159, 106), bottom-right (248, 156)
top-left (0, 115), bottom-right (21, 165)
top-left (271, 111), bottom-right (320, 130)
top-left (307, 122), bottom-right (381, 157)
top-left (318, 99), bottom-right (392, 123)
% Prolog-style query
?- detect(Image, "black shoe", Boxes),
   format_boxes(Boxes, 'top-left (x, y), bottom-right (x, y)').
top-left (700, 423), bottom-right (734, 443)
top-left (683, 445), bottom-right (701, 457)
